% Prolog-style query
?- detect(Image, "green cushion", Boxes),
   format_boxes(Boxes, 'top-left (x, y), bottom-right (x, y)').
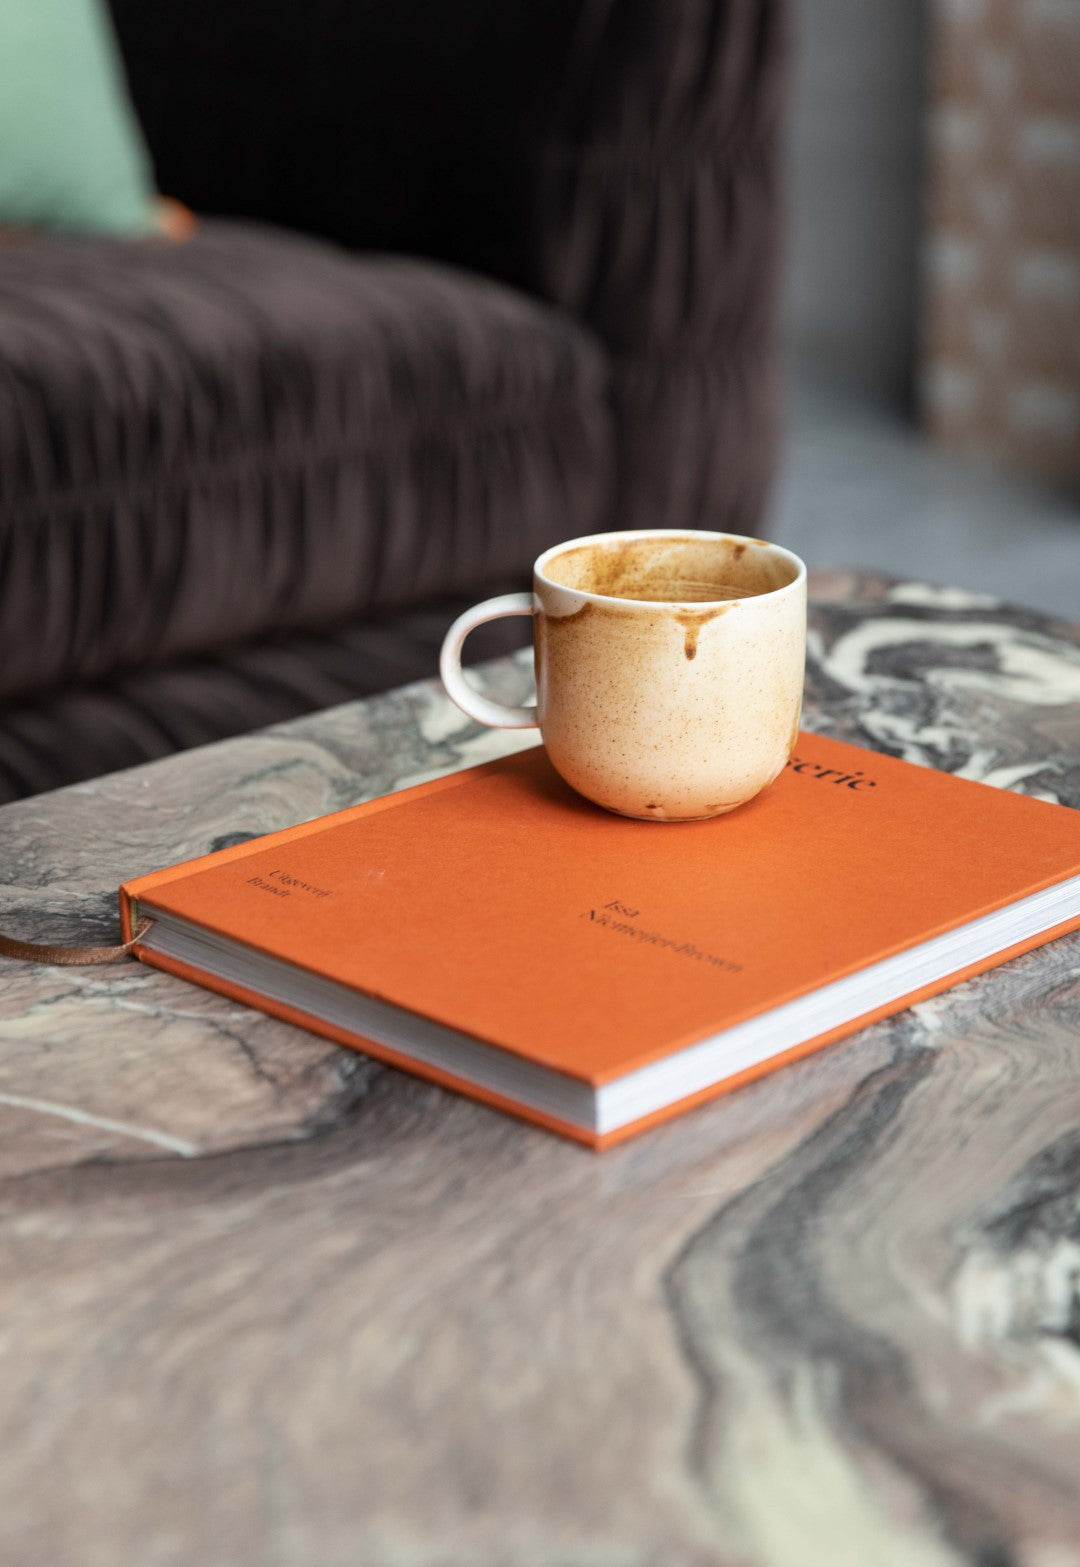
top-left (0, 0), bottom-right (156, 235)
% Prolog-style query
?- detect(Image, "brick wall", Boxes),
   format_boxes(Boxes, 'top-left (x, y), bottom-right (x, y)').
top-left (921, 0), bottom-right (1080, 479)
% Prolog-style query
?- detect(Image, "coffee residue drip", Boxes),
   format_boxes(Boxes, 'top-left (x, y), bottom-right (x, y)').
top-left (617, 578), bottom-right (757, 604)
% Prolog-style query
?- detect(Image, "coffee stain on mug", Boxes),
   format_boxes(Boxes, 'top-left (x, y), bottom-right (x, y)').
top-left (542, 602), bottom-right (593, 630)
top-left (674, 604), bottom-right (734, 660)
top-left (545, 536), bottom-right (772, 603)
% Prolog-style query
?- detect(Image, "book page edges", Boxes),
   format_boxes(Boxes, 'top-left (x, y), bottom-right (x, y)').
top-left (125, 910), bottom-right (1080, 1149)
top-left (593, 910), bottom-right (1080, 1144)
top-left (127, 944), bottom-right (603, 1149)
top-left (122, 861), bottom-right (1080, 1086)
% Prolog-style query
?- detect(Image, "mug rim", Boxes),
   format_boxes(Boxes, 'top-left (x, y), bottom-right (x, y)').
top-left (534, 528), bottom-right (807, 609)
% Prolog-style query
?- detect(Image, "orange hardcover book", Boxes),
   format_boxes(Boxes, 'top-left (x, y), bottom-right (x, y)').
top-left (120, 734), bottom-right (1080, 1148)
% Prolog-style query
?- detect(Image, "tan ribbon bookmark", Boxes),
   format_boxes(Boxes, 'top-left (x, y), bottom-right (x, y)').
top-left (0, 916), bottom-right (154, 966)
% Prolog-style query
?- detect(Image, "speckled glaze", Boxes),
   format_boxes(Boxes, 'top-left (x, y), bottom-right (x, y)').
top-left (533, 530), bottom-right (806, 819)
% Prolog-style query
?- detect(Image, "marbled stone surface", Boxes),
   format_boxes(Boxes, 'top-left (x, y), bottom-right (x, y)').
top-left (2, 571), bottom-right (1080, 1567)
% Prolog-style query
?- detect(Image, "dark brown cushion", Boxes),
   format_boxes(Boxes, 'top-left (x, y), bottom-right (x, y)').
top-left (0, 594), bottom-right (530, 803)
top-left (0, 220), bottom-right (614, 704)
top-left (108, 0), bottom-right (788, 538)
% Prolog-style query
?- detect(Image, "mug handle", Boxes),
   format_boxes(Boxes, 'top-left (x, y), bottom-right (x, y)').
top-left (439, 592), bottom-right (538, 729)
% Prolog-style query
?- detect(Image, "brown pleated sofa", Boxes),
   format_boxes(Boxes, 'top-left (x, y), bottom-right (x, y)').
top-left (0, 0), bottom-right (788, 801)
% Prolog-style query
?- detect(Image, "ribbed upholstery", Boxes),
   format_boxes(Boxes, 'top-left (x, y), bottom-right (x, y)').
top-left (0, 1), bottom-right (788, 801)
top-left (111, 0), bottom-right (789, 536)
top-left (0, 596), bottom-right (530, 802)
top-left (0, 223), bottom-right (613, 706)
top-left (529, 0), bottom-right (789, 530)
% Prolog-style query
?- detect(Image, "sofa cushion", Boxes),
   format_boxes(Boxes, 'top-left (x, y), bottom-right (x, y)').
top-left (0, 220), bottom-right (613, 702)
top-left (0, 594), bottom-right (531, 803)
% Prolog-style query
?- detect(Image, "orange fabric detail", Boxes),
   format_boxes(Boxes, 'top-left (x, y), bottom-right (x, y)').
top-left (152, 197), bottom-right (197, 241)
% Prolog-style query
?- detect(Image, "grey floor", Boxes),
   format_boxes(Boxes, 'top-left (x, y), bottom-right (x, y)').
top-left (769, 374), bottom-right (1080, 621)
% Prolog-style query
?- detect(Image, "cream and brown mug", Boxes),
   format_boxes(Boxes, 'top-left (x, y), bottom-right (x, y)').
top-left (439, 529), bottom-right (806, 821)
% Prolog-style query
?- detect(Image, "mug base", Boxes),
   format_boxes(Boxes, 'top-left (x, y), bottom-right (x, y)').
top-left (598, 799), bottom-right (748, 823)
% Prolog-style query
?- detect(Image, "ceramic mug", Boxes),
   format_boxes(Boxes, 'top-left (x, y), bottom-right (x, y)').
top-left (439, 529), bottom-right (807, 821)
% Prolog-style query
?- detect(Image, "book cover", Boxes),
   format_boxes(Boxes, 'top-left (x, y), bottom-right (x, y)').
top-left (120, 734), bottom-right (1080, 1147)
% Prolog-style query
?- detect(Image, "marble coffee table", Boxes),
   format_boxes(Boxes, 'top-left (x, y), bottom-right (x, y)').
top-left (3, 570), bottom-right (1080, 1567)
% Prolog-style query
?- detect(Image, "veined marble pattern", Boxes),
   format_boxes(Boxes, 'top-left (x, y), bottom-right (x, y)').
top-left (1, 571), bottom-right (1080, 1567)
